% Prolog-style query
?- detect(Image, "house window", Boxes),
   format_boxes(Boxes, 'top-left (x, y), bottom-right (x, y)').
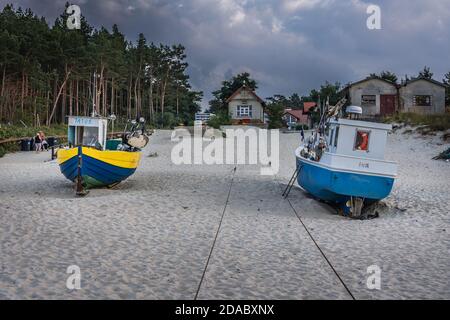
top-left (354, 130), bottom-right (370, 152)
top-left (237, 105), bottom-right (252, 117)
top-left (413, 95), bottom-right (432, 107)
top-left (361, 95), bottom-right (376, 106)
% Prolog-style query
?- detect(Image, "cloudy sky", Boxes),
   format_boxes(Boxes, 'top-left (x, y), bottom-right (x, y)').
top-left (2, 0), bottom-right (449, 108)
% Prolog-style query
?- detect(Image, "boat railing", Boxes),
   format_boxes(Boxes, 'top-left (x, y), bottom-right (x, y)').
top-left (322, 151), bottom-right (398, 165)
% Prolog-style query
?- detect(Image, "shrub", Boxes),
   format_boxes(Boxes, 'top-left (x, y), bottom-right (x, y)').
top-left (0, 124), bottom-right (67, 140)
top-left (266, 103), bottom-right (285, 129)
top-left (295, 124), bottom-right (309, 131)
top-left (207, 112), bottom-right (231, 129)
top-left (156, 112), bottom-right (177, 129)
top-left (0, 124), bottom-right (69, 158)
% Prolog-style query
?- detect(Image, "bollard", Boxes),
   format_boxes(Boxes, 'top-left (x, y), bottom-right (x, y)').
top-left (51, 146), bottom-right (56, 160)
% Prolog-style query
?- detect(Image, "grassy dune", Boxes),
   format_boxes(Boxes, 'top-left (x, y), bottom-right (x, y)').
top-left (385, 112), bottom-right (450, 131)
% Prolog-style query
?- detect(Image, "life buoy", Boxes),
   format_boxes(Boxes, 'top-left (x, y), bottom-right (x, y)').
top-left (359, 133), bottom-right (369, 150)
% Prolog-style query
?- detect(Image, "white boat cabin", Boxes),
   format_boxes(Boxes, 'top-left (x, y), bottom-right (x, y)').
top-left (326, 118), bottom-right (392, 160)
top-left (318, 107), bottom-right (397, 177)
top-left (67, 116), bottom-right (108, 150)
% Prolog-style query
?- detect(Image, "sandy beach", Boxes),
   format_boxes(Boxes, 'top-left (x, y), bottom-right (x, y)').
top-left (0, 127), bottom-right (449, 300)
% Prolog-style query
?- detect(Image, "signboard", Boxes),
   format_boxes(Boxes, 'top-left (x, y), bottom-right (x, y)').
top-left (68, 116), bottom-right (101, 127)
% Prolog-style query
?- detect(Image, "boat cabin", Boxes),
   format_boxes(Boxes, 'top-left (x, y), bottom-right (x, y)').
top-left (326, 118), bottom-right (392, 160)
top-left (68, 116), bottom-right (108, 150)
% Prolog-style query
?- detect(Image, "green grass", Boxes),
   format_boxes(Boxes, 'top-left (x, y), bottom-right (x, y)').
top-left (0, 143), bottom-right (19, 157)
top-left (385, 113), bottom-right (450, 132)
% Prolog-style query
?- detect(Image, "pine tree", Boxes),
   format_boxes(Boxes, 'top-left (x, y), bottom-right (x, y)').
top-left (418, 66), bottom-right (434, 80)
top-left (0, 4), bottom-right (202, 128)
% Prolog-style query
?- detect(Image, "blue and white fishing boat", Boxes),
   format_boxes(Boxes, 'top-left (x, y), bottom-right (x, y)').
top-left (294, 103), bottom-right (398, 218)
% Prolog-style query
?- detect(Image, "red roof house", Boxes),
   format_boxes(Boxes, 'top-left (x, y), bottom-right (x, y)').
top-left (283, 109), bottom-right (309, 125)
top-left (303, 102), bottom-right (317, 114)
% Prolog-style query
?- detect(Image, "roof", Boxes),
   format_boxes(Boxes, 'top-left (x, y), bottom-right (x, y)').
top-left (344, 75), bottom-right (398, 90)
top-left (403, 77), bottom-right (447, 88)
top-left (284, 109), bottom-right (308, 122)
top-left (303, 102), bottom-right (317, 113)
top-left (226, 85), bottom-right (265, 104)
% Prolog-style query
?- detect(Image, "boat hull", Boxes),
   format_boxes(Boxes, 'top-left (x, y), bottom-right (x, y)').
top-left (57, 146), bottom-right (141, 189)
top-left (296, 157), bottom-right (395, 204)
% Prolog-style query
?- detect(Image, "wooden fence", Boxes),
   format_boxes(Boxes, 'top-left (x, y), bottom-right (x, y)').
top-left (0, 132), bottom-right (124, 146)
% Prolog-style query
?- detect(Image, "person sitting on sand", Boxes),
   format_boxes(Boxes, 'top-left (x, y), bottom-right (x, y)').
top-left (39, 131), bottom-right (48, 151)
top-left (34, 132), bottom-right (42, 153)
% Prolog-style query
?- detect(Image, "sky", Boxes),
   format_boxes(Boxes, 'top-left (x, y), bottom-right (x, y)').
top-left (2, 0), bottom-right (449, 109)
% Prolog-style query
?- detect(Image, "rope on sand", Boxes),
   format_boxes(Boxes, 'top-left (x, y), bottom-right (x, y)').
top-left (282, 182), bottom-right (356, 300)
top-left (194, 166), bottom-right (237, 300)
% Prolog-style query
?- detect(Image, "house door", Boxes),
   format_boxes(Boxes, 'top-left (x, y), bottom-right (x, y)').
top-left (380, 95), bottom-right (396, 116)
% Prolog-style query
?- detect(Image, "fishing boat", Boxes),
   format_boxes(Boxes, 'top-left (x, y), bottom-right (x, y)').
top-left (57, 115), bottom-right (149, 195)
top-left (293, 101), bottom-right (398, 218)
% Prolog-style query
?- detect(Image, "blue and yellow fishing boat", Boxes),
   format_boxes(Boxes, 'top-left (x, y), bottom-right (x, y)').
top-left (57, 116), bottom-right (148, 194)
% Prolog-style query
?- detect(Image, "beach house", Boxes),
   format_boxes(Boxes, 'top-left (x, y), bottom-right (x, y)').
top-left (344, 76), bottom-right (398, 117)
top-left (344, 75), bottom-right (447, 117)
top-left (227, 85), bottom-right (265, 124)
top-left (399, 78), bottom-right (446, 114)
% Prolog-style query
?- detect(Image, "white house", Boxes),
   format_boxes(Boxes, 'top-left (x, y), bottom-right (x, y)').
top-left (227, 85), bottom-right (265, 124)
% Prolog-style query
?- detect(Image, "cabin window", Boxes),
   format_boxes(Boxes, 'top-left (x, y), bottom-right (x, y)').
top-left (328, 128), bottom-right (334, 146)
top-left (334, 126), bottom-right (339, 148)
top-left (237, 105), bottom-right (252, 117)
top-left (413, 95), bottom-right (432, 107)
top-left (354, 130), bottom-right (370, 152)
top-left (361, 95), bottom-right (376, 106)
top-left (82, 127), bottom-right (99, 147)
top-left (75, 127), bottom-right (84, 145)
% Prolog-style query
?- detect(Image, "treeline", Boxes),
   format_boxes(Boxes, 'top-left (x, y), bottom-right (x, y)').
top-left (0, 4), bottom-right (202, 128)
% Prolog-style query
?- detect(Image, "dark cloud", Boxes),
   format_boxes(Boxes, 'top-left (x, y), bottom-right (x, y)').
top-left (3, 0), bottom-right (449, 108)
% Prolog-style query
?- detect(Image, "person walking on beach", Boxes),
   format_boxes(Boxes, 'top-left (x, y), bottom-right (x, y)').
top-left (34, 132), bottom-right (42, 153)
top-left (300, 126), bottom-right (305, 142)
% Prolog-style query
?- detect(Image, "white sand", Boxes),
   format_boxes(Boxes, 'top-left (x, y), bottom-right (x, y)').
top-left (0, 128), bottom-right (448, 299)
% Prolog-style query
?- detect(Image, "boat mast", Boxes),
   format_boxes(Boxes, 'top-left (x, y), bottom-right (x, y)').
top-left (92, 71), bottom-right (96, 117)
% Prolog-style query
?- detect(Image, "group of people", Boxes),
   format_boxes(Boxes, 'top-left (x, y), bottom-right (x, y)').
top-left (34, 131), bottom-right (48, 152)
